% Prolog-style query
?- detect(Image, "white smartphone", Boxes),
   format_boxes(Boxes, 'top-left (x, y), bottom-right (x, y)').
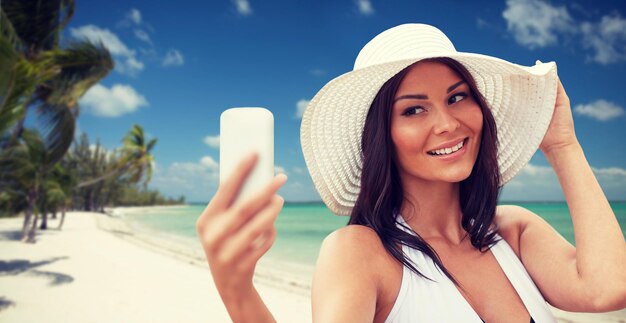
top-left (219, 107), bottom-right (274, 204)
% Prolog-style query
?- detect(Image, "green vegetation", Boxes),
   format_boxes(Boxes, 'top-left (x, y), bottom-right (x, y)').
top-left (0, 0), bottom-right (184, 242)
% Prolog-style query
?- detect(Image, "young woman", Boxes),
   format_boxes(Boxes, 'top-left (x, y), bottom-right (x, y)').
top-left (195, 24), bottom-right (626, 322)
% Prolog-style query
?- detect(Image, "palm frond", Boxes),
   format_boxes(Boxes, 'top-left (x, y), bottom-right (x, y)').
top-left (0, 138), bottom-right (37, 188)
top-left (123, 124), bottom-right (146, 149)
top-left (2, 0), bottom-right (65, 53)
top-left (0, 8), bottom-right (24, 51)
top-left (41, 41), bottom-right (113, 108)
top-left (34, 101), bottom-right (75, 166)
top-left (0, 38), bottom-right (60, 136)
top-left (0, 33), bottom-right (19, 114)
top-left (58, 0), bottom-right (75, 32)
top-left (146, 138), bottom-right (157, 153)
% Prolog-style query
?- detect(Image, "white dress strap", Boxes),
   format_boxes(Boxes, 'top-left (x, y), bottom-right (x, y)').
top-left (491, 235), bottom-right (557, 323)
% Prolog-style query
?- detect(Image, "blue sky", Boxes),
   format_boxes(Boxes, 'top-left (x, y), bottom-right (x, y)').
top-left (64, 0), bottom-right (626, 202)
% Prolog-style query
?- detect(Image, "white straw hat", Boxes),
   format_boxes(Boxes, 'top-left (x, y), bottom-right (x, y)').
top-left (300, 23), bottom-right (558, 216)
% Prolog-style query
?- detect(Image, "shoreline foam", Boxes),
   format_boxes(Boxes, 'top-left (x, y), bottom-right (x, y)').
top-left (100, 206), bottom-right (314, 296)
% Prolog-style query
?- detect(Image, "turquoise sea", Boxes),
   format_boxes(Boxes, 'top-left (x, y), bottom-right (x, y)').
top-left (122, 202), bottom-right (626, 269)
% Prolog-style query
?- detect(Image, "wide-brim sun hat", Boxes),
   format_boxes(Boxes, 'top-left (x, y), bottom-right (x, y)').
top-left (300, 23), bottom-right (558, 216)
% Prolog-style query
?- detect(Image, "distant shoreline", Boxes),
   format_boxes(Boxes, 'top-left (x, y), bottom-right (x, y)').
top-left (186, 200), bottom-right (626, 205)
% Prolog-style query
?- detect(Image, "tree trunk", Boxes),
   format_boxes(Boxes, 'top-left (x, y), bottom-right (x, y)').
top-left (58, 206), bottom-right (66, 230)
top-left (51, 211), bottom-right (57, 219)
top-left (21, 206), bottom-right (33, 242)
top-left (76, 164), bottom-right (127, 189)
top-left (89, 192), bottom-right (95, 211)
top-left (83, 193), bottom-right (89, 211)
top-left (26, 211), bottom-right (39, 243)
top-left (39, 209), bottom-right (48, 230)
top-left (21, 188), bottom-right (37, 242)
top-left (38, 187), bottom-right (48, 229)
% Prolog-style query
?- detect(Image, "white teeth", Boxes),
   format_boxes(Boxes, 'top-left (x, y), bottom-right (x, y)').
top-left (429, 140), bottom-right (465, 156)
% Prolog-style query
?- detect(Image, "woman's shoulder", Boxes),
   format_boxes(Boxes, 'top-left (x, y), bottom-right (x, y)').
top-left (319, 224), bottom-right (392, 268)
top-left (324, 224), bottom-right (384, 248)
top-left (313, 225), bottom-right (399, 321)
top-left (315, 224), bottom-right (397, 287)
top-left (494, 204), bottom-right (541, 259)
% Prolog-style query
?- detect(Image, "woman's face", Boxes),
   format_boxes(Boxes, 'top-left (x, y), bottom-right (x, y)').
top-left (390, 61), bottom-right (483, 185)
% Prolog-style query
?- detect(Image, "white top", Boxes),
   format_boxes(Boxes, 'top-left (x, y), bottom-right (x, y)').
top-left (385, 215), bottom-right (556, 323)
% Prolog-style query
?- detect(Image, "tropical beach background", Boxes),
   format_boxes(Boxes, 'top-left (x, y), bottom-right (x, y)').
top-left (1, 0), bottom-right (626, 322)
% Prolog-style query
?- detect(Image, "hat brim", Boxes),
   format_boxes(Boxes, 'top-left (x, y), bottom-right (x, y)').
top-left (301, 53), bottom-right (558, 216)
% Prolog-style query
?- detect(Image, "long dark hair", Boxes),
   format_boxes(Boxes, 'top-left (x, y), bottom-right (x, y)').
top-left (348, 57), bottom-right (501, 286)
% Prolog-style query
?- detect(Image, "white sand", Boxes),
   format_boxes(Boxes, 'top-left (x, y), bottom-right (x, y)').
top-left (0, 210), bottom-right (624, 323)
top-left (0, 212), bottom-right (311, 323)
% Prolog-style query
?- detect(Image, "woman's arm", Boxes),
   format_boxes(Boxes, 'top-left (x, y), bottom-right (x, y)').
top-left (312, 225), bottom-right (382, 322)
top-left (196, 152), bottom-right (286, 323)
top-left (501, 77), bottom-right (626, 312)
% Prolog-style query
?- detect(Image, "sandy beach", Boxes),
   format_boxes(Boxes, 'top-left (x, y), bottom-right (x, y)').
top-left (0, 209), bottom-right (624, 323)
top-left (0, 211), bottom-right (310, 323)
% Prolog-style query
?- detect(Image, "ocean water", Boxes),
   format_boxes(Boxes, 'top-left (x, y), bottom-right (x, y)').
top-left (122, 202), bottom-right (626, 269)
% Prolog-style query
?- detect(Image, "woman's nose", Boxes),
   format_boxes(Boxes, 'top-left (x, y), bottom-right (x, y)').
top-left (432, 106), bottom-right (461, 134)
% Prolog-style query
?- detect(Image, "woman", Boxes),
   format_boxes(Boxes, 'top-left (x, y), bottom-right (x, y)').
top-left (196, 24), bottom-right (626, 322)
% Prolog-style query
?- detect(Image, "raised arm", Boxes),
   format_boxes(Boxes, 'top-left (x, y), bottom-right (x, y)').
top-left (499, 77), bottom-right (626, 312)
top-left (196, 153), bottom-right (287, 323)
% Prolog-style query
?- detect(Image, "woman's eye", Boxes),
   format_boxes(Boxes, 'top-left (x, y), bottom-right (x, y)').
top-left (402, 106), bottom-right (424, 116)
top-left (449, 93), bottom-right (467, 104)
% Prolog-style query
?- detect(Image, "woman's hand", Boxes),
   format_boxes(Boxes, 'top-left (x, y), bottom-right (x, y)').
top-left (196, 152), bottom-right (287, 302)
top-left (539, 76), bottom-right (579, 155)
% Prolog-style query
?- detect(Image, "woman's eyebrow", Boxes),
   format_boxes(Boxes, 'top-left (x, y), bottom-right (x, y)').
top-left (394, 80), bottom-right (466, 102)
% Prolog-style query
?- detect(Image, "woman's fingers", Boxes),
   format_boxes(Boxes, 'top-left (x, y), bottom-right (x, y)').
top-left (238, 227), bottom-right (277, 271)
top-left (210, 152), bottom-right (259, 212)
top-left (197, 152), bottom-right (259, 230)
top-left (197, 173), bottom-right (286, 261)
top-left (217, 195), bottom-right (284, 266)
top-left (223, 174), bottom-right (286, 234)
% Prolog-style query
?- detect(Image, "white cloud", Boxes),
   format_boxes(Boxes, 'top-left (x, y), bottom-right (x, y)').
top-left (593, 167), bottom-right (626, 177)
top-left (128, 9), bottom-right (142, 25)
top-left (275, 165), bottom-right (287, 175)
top-left (501, 1), bottom-right (626, 65)
top-left (580, 13), bottom-right (626, 64)
top-left (88, 144), bottom-right (117, 160)
top-left (70, 25), bottom-right (144, 76)
top-left (292, 167), bottom-right (305, 174)
top-left (502, 0), bottom-right (575, 49)
top-left (150, 158), bottom-right (220, 201)
top-left (476, 18), bottom-right (490, 29)
top-left (355, 0), bottom-right (374, 16)
top-left (79, 84), bottom-right (148, 117)
top-left (295, 99), bottom-right (310, 119)
top-left (574, 99), bottom-right (624, 121)
top-left (162, 49), bottom-right (184, 67)
top-left (200, 156), bottom-right (219, 171)
top-left (70, 25), bottom-right (130, 56)
top-left (204, 135), bottom-right (220, 149)
top-left (501, 163), bottom-right (626, 201)
top-left (233, 0), bottom-right (253, 16)
top-left (134, 29), bottom-right (152, 44)
top-left (310, 68), bottom-right (326, 76)
top-left (150, 159), bottom-right (320, 202)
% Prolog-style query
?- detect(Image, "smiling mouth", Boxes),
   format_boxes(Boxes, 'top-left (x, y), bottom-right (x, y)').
top-left (427, 138), bottom-right (468, 156)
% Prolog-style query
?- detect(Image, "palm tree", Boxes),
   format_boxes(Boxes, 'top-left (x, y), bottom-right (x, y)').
top-left (37, 162), bottom-right (73, 229)
top-left (77, 124), bottom-right (157, 189)
top-left (38, 178), bottom-right (65, 230)
top-left (0, 129), bottom-right (53, 242)
top-left (0, 0), bottom-right (114, 166)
